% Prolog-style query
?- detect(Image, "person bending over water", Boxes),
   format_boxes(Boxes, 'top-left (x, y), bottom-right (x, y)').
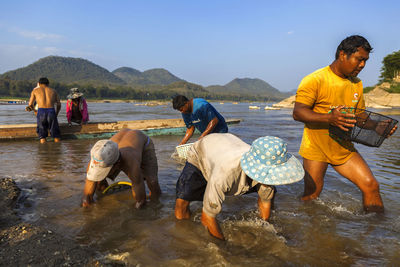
top-left (293, 35), bottom-right (397, 213)
top-left (26, 77), bottom-right (61, 144)
top-left (66, 88), bottom-right (89, 125)
top-left (81, 129), bottom-right (162, 208)
top-left (174, 133), bottom-right (304, 240)
top-left (172, 95), bottom-right (228, 145)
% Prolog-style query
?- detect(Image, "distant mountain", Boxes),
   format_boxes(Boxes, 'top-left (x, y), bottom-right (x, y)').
top-left (113, 67), bottom-right (184, 86)
top-left (0, 56), bottom-right (289, 101)
top-left (0, 56), bottom-right (125, 85)
top-left (207, 78), bottom-right (289, 99)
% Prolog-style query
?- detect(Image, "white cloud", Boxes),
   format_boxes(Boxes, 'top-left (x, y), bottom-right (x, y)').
top-left (287, 31), bottom-right (294, 35)
top-left (7, 26), bottom-right (64, 41)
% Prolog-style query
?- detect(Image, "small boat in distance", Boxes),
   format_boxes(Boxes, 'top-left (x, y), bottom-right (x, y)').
top-left (249, 105), bottom-right (260, 109)
top-left (264, 106), bottom-right (281, 110)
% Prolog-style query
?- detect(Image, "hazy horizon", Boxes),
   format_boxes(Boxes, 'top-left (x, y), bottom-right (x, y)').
top-left (1, 0), bottom-right (399, 92)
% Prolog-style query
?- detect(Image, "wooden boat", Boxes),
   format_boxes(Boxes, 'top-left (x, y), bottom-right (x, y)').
top-left (0, 118), bottom-right (241, 141)
top-left (0, 100), bottom-right (28, 105)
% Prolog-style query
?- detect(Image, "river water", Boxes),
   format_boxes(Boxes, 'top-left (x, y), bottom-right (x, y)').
top-left (1, 102), bottom-right (399, 266)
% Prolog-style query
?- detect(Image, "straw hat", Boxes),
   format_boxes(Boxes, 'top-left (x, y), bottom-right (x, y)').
top-left (240, 136), bottom-right (304, 185)
top-left (67, 88), bottom-right (84, 99)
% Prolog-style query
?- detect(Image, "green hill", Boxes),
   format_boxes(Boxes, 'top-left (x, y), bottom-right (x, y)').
top-left (0, 56), bottom-right (125, 85)
top-left (113, 67), bottom-right (184, 85)
top-left (0, 56), bottom-right (289, 101)
top-left (207, 78), bottom-right (289, 100)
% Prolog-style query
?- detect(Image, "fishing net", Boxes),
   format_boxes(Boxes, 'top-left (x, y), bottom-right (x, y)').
top-left (329, 108), bottom-right (398, 147)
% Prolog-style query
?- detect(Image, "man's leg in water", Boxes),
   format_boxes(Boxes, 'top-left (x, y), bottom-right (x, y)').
top-left (302, 158), bottom-right (328, 200)
top-left (332, 152), bottom-right (383, 213)
top-left (175, 198), bottom-right (190, 219)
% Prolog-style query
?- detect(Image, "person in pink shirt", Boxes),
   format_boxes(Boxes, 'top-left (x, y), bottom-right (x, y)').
top-left (66, 88), bottom-right (89, 125)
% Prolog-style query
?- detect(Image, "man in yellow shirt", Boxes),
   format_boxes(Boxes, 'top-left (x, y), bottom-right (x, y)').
top-left (293, 35), bottom-right (397, 213)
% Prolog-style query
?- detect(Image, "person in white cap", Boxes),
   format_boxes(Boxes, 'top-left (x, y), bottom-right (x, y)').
top-left (174, 133), bottom-right (304, 240)
top-left (81, 129), bottom-right (161, 208)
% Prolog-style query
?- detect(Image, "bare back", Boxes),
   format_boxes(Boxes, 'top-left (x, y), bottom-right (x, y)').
top-left (29, 86), bottom-right (61, 111)
top-left (110, 129), bottom-right (148, 163)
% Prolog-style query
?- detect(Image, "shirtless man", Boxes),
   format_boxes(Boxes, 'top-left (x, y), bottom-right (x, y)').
top-left (293, 35), bottom-right (397, 213)
top-left (81, 129), bottom-right (162, 208)
top-left (26, 77), bottom-right (61, 143)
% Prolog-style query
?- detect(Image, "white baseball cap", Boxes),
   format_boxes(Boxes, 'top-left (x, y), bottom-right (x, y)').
top-left (87, 140), bottom-right (119, 182)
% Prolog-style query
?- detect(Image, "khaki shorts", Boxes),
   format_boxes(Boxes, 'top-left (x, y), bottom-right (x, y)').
top-left (141, 138), bottom-right (158, 183)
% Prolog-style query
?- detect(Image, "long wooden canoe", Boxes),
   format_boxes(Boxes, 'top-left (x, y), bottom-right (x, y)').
top-left (0, 118), bottom-right (241, 141)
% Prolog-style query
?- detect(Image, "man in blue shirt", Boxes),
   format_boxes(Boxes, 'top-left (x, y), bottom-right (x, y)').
top-left (172, 95), bottom-right (228, 145)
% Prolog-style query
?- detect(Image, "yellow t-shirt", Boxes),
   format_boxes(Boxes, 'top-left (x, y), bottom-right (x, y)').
top-left (295, 66), bottom-right (365, 165)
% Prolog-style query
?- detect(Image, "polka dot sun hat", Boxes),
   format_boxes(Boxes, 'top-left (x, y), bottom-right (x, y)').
top-left (240, 136), bottom-right (304, 185)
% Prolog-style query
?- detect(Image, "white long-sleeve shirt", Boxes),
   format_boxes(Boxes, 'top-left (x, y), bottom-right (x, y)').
top-left (186, 133), bottom-right (275, 217)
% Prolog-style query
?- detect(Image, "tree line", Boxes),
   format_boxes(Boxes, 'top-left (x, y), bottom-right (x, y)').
top-left (0, 78), bottom-right (281, 102)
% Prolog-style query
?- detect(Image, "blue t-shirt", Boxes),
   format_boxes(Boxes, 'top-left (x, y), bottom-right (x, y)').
top-left (182, 98), bottom-right (228, 134)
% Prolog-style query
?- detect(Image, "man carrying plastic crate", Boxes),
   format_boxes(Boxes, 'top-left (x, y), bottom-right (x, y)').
top-left (172, 95), bottom-right (228, 145)
top-left (174, 133), bottom-right (304, 240)
top-left (293, 35), bottom-right (397, 213)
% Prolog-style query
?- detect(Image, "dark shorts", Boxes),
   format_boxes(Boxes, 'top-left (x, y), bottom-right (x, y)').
top-left (36, 108), bottom-right (61, 139)
top-left (176, 162), bottom-right (263, 202)
top-left (176, 162), bottom-right (207, 201)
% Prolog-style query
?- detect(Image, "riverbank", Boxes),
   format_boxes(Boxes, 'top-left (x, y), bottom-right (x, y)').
top-left (273, 85), bottom-right (400, 109)
top-left (0, 177), bottom-right (126, 266)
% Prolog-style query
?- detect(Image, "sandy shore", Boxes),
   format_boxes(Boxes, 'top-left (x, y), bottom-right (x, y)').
top-left (273, 86), bottom-right (400, 109)
top-left (0, 177), bottom-right (126, 266)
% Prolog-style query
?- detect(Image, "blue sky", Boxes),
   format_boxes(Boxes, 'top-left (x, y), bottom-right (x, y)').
top-left (0, 0), bottom-right (399, 92)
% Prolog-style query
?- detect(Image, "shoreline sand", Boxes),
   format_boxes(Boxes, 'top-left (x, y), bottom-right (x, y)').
top-left (0, 177), bottom-right (126, 266)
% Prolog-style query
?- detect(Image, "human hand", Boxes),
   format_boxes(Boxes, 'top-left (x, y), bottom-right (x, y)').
top-left (201, 211), bottom-right (225, 240)
top-left (389, 124), bottom-right (398, 137)
top-left (329, 106), bottom-right (356, 131)
top-left (25, 105), bottom-right (33, 112)
top-left (135, 199), bottom-right (146, 209)
top-left (376, 121), bottom-right (398, 137)
top-left (81, 198), bottom-right (92, 208)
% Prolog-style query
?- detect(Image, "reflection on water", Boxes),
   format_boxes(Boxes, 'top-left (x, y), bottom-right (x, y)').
top-left (1, 103), bottom-right (400, 265)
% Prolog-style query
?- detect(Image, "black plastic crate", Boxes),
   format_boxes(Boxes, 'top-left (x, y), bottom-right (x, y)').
top-left (329, 108), bottom-right (398, 147)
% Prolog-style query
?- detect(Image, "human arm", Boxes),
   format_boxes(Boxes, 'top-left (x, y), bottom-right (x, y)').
top-left (127, 163), bottom-right (146, 208)
top-left (81, 179), bottom-right (97, 207)
top-left (26, 90), bottom-right (36, 111)
top-left (179, 125), bottom-right (195, 145)
top-left (355, 111), bottom-right (398, 137)
top-left (199, 117), bottom-right (218, 139)
top-left (258, 198), bottom-right (272, 220)
top-left (293, 102), bottom-right (356, 131)
top-left (201, 177), bottom-right (228, 240)
top-left (257, 184), bottom-right (275, 220)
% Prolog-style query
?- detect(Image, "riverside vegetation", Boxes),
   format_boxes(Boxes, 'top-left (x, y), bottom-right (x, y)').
top-left (0, 56), bottom-right (288, 102)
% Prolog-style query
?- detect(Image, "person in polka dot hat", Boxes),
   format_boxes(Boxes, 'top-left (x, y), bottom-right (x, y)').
top-left (240, 136), bottom-right (304, 186)
top-left (174, 133), bottom-right (304, 240)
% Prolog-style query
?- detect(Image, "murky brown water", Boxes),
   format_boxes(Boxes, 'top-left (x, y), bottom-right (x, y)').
top-left (1, 103), bottom-right (400, 266)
